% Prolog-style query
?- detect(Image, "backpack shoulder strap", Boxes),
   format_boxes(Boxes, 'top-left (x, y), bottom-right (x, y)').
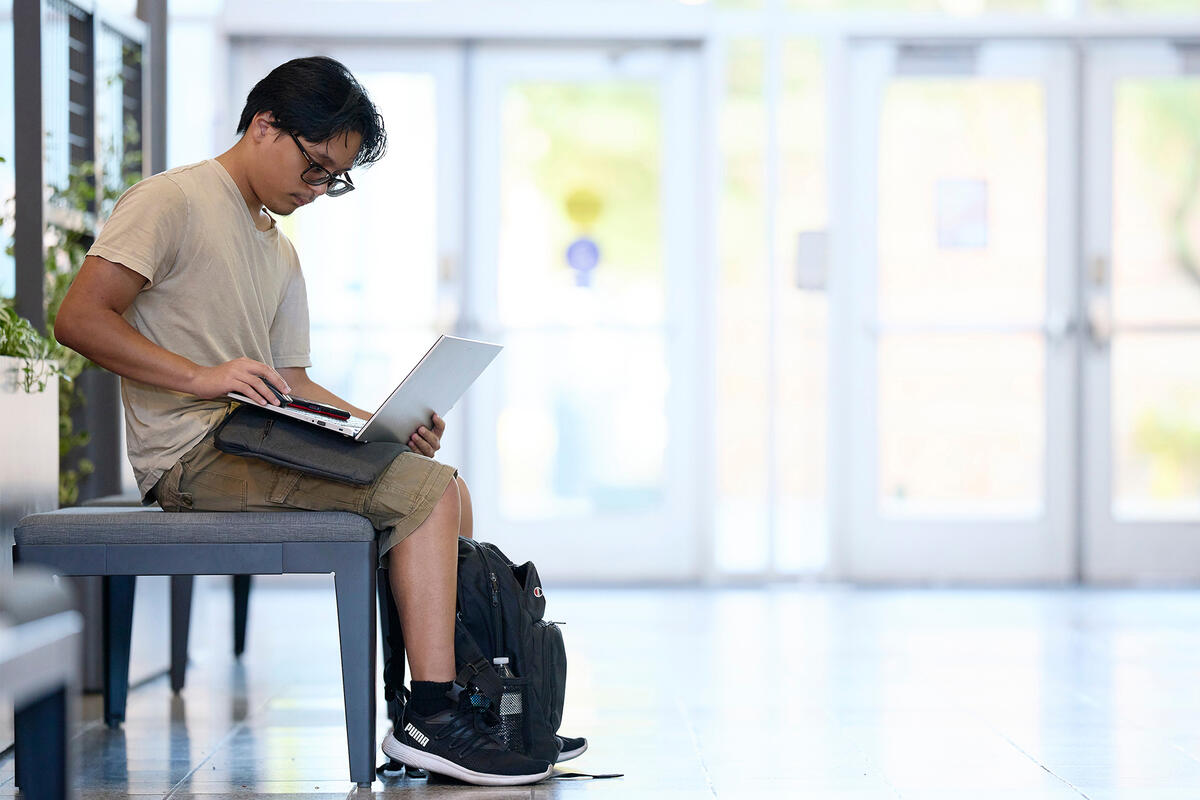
top-left (449, 654), bottom-right (503, 706)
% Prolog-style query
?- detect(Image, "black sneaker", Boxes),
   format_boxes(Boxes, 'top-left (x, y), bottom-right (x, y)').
top-left (379, 688), bottom-right (429, 780)
top-left (382, 695), bottom-right (553, 786)
top-left (556, 734), bottom-right (588, 762)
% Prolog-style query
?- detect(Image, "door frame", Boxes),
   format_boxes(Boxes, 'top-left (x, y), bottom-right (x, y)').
top-left (1082, 41), bottom-right (1200, 583)
top-left (463, 43), bottom-right (707, 582)
top-left (836, 38), bottom-right (1080, 583)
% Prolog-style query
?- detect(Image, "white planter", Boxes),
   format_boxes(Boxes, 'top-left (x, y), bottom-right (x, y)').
top-left (0, 355), bottom-right (59, 579)
top-left (0, 355), bottom-right (59, 750)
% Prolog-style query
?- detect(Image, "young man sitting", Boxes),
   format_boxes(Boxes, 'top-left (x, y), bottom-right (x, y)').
top-left (54, 56), bottom-right (553, 787)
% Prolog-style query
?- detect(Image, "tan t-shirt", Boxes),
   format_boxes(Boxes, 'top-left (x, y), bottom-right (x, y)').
top-left (87, 159), bottom-right (311, 496)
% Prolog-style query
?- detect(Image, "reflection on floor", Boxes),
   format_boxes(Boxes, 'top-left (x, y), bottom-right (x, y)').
top-left (3, 579), bottom-right (1200, 799)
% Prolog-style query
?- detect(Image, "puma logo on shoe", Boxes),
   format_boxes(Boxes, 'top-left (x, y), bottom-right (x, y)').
top-left (404, 722), bottom-right (431, 748)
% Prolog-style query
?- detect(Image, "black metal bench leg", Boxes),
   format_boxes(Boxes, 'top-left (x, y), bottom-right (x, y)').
top-left (377, 567), bottom-right (406, 728)
top-left (103, 575), bottom-right (136, 727)
top-left (333, 543), bottom-right (377, 787)
top-left (170, 575), bottom-right (193, 693)
top-left (14, 686), bottom-right (69, 800)
top-left (233, 574), bottom-right (252, 657)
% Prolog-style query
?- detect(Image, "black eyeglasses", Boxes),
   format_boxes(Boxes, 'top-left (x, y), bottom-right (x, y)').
top-left (288, 132), bottom-right (355, 197)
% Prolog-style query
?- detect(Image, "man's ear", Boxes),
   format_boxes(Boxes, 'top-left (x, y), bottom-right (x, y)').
top-left (250, 111), bottom-right (276, 143)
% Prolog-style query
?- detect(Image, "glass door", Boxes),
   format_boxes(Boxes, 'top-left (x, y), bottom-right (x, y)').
top-left (1083, 44), bottom-right (1200, 582)
top-left (842, 41), bottom-right (1078, 582)
top-left (229, 44), bottom-right (467, 467)
top-left (466, 45), bottom-right (704, 581)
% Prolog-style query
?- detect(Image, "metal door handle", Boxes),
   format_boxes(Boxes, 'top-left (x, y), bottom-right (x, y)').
top-left (1086, 296), bottom-right (1112, 346)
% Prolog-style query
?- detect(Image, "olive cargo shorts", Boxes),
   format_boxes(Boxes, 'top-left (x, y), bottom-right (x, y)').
top-left (155, 431), bottom-right (459, 565)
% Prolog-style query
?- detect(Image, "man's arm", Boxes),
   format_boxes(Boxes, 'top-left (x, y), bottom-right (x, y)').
top-left (279, 366), bottom-right (445, 456)
top-left (55, 255), bottom-right (292, 406)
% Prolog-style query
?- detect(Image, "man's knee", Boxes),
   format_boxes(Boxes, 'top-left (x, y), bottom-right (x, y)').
top-left (428, 478), bottom-right (461, 530)
top-left (455, 475), bottom-right (473, 539)
top-left (392, 479), bottom-right (459, 557)
top-left (439, 477), bottom-right (460, 510)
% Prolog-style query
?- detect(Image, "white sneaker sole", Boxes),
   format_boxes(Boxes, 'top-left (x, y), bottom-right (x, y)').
top-left (557, 740), bottom-right (588, 762)
top-left (382, 729), bottom-right (554, 787)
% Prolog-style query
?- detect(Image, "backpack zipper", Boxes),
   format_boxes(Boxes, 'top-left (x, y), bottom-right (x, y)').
top-left (469, 541), bottom-right (509, 667)
top-left (488, 570), bottom-right (504, 657)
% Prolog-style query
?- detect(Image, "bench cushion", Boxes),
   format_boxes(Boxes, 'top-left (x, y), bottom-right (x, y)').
top-left (82, 492), bottom-right (151, 507)
top-left (15, 508), bottom-right (375, 546)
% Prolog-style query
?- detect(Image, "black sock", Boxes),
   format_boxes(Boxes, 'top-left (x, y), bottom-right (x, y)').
top-left (409, 680), bottom-right (453, 717)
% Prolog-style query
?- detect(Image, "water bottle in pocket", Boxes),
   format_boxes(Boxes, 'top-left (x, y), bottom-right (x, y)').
top-left (493, 656), bottom-right (528, 753)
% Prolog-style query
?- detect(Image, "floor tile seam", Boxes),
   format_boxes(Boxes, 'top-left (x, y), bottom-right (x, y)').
top-left (673, 695), bottom-right (718, 798)
top-left (822, 716), bottom-right (903, 797)
top-left (160, 678), bottom-right (285, 799)
top-left (954, 701), bottom-right (1095, 797)
top-left (855, 750), bottom-right (904, 799)
top-left (160, 717), bottom-right (251, 799)
top-left (988, 727), bottom-right (1094, 799)
top-left (1171, 741), bottom-right (1200, 766)
top-left (74, 718), bottom-right (113, 759)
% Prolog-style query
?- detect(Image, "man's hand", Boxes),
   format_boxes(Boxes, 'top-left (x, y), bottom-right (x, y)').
top-left (408, 413), bottom-right (446, 457)
top-left (190, 357), bottom-right (292, 406)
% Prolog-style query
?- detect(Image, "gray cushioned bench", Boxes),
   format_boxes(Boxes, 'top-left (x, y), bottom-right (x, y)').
top-left (80, 494), bottom-right (254, 694)
top-left (13, 507), bottom-right (379, 787)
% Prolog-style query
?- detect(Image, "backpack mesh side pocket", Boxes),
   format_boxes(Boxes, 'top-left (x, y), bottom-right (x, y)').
top-left (497, 675), bottom-right (530, 754)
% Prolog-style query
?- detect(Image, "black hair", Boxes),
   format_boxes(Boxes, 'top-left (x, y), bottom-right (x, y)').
top-left (236, 56), bottom-right (386, 168)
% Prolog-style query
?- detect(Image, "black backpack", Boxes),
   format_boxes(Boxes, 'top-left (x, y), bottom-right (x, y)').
top-left (381, 536), bottom-right (568, 764)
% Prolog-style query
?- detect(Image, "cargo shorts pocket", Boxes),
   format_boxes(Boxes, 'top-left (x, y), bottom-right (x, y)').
top-left (155, 462), bottom-right (186, 511)
top-left (265, 468), bottom-right (368, 514)
top-left (267, 470), bottom-right (302, 504)
top-left (178, 468), bottom-right (248, 512)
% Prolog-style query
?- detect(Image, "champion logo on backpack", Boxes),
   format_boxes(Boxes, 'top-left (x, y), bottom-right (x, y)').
top-left (533, 586), bottom-right (543, 597)
top-left (404, 722), bottom-right (430, 748)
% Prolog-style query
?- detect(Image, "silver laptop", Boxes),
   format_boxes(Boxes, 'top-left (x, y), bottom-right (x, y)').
top-left (228, 335), bottom-right (502, 445)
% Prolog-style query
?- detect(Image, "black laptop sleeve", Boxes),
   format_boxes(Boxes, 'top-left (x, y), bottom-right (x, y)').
top-left (213, 404), bottom-right (407, 485)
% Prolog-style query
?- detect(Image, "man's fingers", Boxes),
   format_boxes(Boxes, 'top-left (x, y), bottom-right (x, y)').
top-left (252, 365), bottom-right (291, 395)
top-left (254, 374), bottom-right (286, 403)
top-left (411, 425), bottom-right (440, 455)
top-left (238, 358), bottom-right (290, 394)
top-left (270, 368), bottom-right (291, 394)
top-left (408, 433), bottom-right (433, 456)
top-left (417, 426), bottom-right (441, 452)
top-left (247, 373), bottom-right (283, 404)
top-left (236, 380), bottom-right (271, 405)
top-left (431, 414), bottom-right (446, 435)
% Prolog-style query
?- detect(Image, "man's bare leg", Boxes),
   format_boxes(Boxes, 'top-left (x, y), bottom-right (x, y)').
top-left (456, 476), bottom-right (473, 540)
top-left (381, 474), bottom-right (552, 783)
top-left (389, 480), bottom-right (460, 682)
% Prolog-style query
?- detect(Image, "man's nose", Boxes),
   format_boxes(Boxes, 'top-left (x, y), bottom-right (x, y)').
top-left (312, 182), bottom-right (330, 198)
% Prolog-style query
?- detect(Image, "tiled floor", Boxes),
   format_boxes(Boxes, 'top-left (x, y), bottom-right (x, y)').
top-left (3, 579), bottom-right (1200, 798)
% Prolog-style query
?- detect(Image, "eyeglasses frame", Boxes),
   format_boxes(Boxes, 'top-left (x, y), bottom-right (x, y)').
top-left (288, 132), bottom-right (355, 197)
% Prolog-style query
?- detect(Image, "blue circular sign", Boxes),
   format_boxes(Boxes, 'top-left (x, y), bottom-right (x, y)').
top-left (566, 238), bottom-right (600, 286)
